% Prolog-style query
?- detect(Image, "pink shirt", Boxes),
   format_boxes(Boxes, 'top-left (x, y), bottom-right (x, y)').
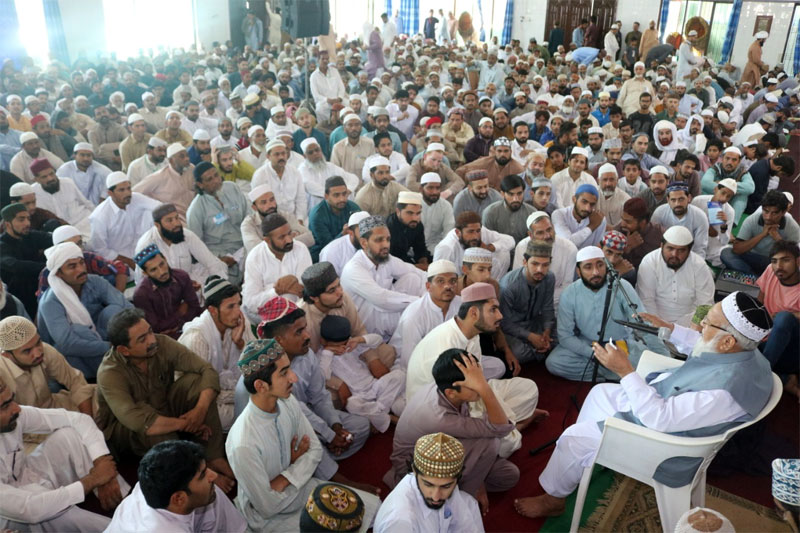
top-left (757, 267), bottom-right (800, 316)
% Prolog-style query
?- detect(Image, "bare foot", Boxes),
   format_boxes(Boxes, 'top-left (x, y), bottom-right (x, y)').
top-left (389, 414), bottom-right (399, 425)
top-left (208, 457), bottom-right (236, 480)
top-left (514, 494), bottom-right (566, 519)
top-left (213, 473), bottom-right (235, 493)
top-left (370, 424), bottom-right (381, 434)
top-left (784, 375), bottom-right (800, 401)
top-left (516, 409), bottom-right (550, 431)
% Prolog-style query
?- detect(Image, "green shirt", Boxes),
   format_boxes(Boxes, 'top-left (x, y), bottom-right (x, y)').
top-left (96, 334), bottom-right (220, 437)
top-left (216, 160), bottom-right (255, 183)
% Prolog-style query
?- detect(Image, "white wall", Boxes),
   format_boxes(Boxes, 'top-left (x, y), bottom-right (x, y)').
top-left (58, 0), bottom-right (106, 62)
top-left (615, 0), bottom-right (660, 38)
top-left (512, 0), bottom-right (547, 45)
top-left (194, 0), bottom-right (231, 52)
top-left (730, 1), bottom-right (795, 71)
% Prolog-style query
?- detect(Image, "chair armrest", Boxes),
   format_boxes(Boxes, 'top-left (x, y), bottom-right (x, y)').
top-left (636, 350), bottom-right (683, 378)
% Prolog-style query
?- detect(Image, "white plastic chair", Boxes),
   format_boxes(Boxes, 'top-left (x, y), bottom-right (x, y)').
top-left (569, 350), bottom-right (783, 533)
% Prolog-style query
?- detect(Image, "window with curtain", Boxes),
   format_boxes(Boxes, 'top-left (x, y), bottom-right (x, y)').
top-left (102, 0), bottom-right (195, 59)
top-left (665, 0), bottom-right (733, 63)
top-left (329, 0), bottom-right (372, 42)
top-left (14, 0), bottom-right (49, 65)
top-left (783, 5), bottom-right (800, 76)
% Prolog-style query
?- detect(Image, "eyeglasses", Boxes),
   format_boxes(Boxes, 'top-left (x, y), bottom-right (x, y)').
top-left (700, 317), bottom-right (731, 335)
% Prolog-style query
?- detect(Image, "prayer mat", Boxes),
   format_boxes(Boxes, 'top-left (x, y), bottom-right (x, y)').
top-left (544, 469), bottom-right (791, 532)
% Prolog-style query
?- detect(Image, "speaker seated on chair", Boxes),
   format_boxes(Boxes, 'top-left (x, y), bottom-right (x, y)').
top-left (280, 0), bottom-right (330, 39)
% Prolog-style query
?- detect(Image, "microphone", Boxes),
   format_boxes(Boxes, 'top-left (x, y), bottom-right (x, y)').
top-left (603, 256), bottom-right (620, 280)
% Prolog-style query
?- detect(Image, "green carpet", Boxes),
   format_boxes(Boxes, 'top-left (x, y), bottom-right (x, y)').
top-left (539, 466), bottom-right (616, 532)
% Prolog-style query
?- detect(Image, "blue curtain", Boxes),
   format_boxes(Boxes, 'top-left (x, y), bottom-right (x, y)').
top-left (659, 0), bottom-right (670, 42)
top-left (385, 0), bottom-right (392, 18)
top-left (43, 0), bottom-right (70, 65)
top-left (399, 0), bottom-right (418, 36)
top-left (720, 0), bottom-right (743, 63)
top-left (0, 0), bottom-right (26, 67)
top-left (501, 0), bottom-right (514, 46)
top-left (477, 0), bottom-right (486, 42)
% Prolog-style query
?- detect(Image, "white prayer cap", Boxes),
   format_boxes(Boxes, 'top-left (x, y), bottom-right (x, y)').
top-left (479, 117), bottom-right (493, 127)
top-left (275, 129), bottom-right (294, 140)
top-left (343, 113), bottom-right (361, 124)
top-left (426, 142), bottom-right (445, 153)
top-left (743, 139), bottom-right (759, 147)
top-left (755, 31), bottom-right (769, 39)
top-left (427, 260), bottom-right (458, 277)
top-left (166, 143), bottom-right (187, 158)
top-left (701, 109), bottom-right (714, 117)
top-left (141, 91), bottom-right (154, 101)
top-left (270, 105), bottom-right (285, 115)
top-left (570, 147), bottom-right (590, 160)
top-left (0, 316), bottom-right (38, 351)
top-left (676, 81), bottom-right (687, 87)
top-left (718, 178), bottom-right (738, 194)
top-left (6, 94), bottom-right (21, 104)
top-left (165, 110), bottom-right (182, 120)
top-left (45, 242), bottom-right (83, 272)
top-left (106, 171), bottom-right (129, 189)
top-left (675, 508), bottom-right (734, 533)
top-left (723, 146), bottom-right (742, 157)
top-left (426, 129), bottom-right (444, 139)
top-left (24, 95), bottom-right (37, 105)
top-left (348, 211), bottom-right (371, 227)
top-left (649, 165), bottom-right (670, 177)
top-left (611, 23), bottom-right (620, 29)
top-left (687, 30), bottom-right (698, 37)
top-left (463, 247), bottom-right (493, 264)
top-left (721, 291), bottom-right (772, 342)
top-left (127, 113), bottom-right (145, 125)
top-left (783, 192), bottom-right (794, 205)
top-left (420, 172), bottom-right (441, 185)
top-left (372, 107), bottom-right (390, 117)
top-left (717, 111), bottom-right (730, 124)
top-left (587, 126), bottom-right (604, 135)
top-left (52, 225), bottom-right (81, 245)
top-left (634, 61), bottom-right (645, 69)
top-left (148, 136), bottom-right (167, 148)
top-left (513, 91), bottom-right (526, 99)
top-left (575, 246), bottom-right (605, 263)
top-left (247, 125), bottom-right (264, 138)
top-left (397, 191), bottom-right (422, 205)
top-left (764, 93), bottom-right (779, 103)
top-left (192, 129), bottom-right (211, 141)
top-left (73, 142), bottom-right (94, 154)
top-left (598, 163), bottom-right (618, 177)
top-left (439, 86), bottom-right (454, 95)
top-left (265, 139), bottom-right (286, 154)
top-left (20, 132), bottom-right (38, 144)
top-left (247, 184), bottom-right (272, 203)
top-left (9, 182), bottom-right (34, 197)
top-left (368, 155), bottom-right (390, 168)
top-left (339, 106), bottom-right (354, 116)
top-left (526, 211), bottom-right (550, 228)
top-left (663, 226), bottom-right (693, 246)
top-left (300, 137), bottom-right (320, 152)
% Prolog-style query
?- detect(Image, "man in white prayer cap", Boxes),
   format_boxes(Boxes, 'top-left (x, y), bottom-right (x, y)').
top-left (419, 172), bottom-right (456, 255)
top-left (516, 291), bottom-right (774, 523)
top-left (132, 142), bottom-right (195, 221)
top-left (331, 113), bottom-right (376, 177)
top-left (298, 137), bottom-right (360, 212)
top-left (126, 135), bottom-right (167, 187)
top-left (251, 139), bottom-right (307, 224)
top-left (318, 211), bottom-right (370, 277)
top-left (240, 184), bottom-right (314, 258)
top-left (118, 112), bottom-right (152, 172)
top-left (742, 31), bottom-right (769, 87)
top-left (29, 157), bottom-right (93, 239)
top-left (56, 141), bottom-right (112, 205)
top-left (10, 132), bottom-right (65, 184)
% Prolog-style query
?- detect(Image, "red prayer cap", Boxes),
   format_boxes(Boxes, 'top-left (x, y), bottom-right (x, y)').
top-left (623, 197), bottom-right (648, 220)
top-left (30, 115), bottom-right (47, 127)
top-left (256, 296), bottom-right (299, 338)
top-left (426, 116), bottom-right (443, 126)
top-left (29, 158), bottom-right (53, 176)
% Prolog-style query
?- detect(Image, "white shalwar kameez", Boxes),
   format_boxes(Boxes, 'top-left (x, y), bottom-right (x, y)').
top-left (105, 482), bottom-right (246, 533)
top-left (178, 310), bottom-right (255, 430)
top-left (251, 163), bottom-right (308, 223)
top-left (126, 154), bottom-right (166, 187)
top-left (309, 67), bottom-right (347, 123)
top-left (405, 318), bottom-right (539, 457)
top-left (513, 236), bottom-right (578, 308)
top-left (691, 195), bottom-right (734, 266)
top-left (433, 228), bottom-right (514, 280)
top-left (226, 395), bottom-right (380, 533)
top-left (0, 406), bottom-right (130, 532)
top-left (421, 198), bottom-right (455, 255)
top-left (340, 250), bottom-right (427, 340)
top-left (241, 240), bottom-right (312, 324)
top-left (319, 235), bottom-right (358, 276)
top-left (390, 293), bottom-right (461, 368)
top-left (135, 226), bottom-right (229, 286)
top-left (32, 178), bottom-right (93, 238)
top-left (298, 160), bottom-right (360, 213)
top-left (317, 334), bottom-right (406, 432)
top-left (89, 193), bottom-right (162, 261)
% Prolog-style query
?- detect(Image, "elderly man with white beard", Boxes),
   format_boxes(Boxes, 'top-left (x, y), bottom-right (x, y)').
top-left (595, 163), bottom-right (630, 227)
top-left (241, 185), bottom-right (314, 257)
top-left (515, 291), bottom-right (775, 520)
top-left (652, 120), bottom-right (685, 167)
top-left (298, 137), bottom-right (360, 212)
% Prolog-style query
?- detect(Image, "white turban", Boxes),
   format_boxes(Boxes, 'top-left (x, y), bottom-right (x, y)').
top-left (73, 142), bottom-right (94, 154)
top-left (248, 184), bottom-right (272, 203)
top-left (52, 225), bottom-right (81, 245)
top-left (44, 243), bottom-right (94, 328)
top-left (106, 171), bottom-right (129, 189)
top-left (300, 137), bottom-right (320, 153)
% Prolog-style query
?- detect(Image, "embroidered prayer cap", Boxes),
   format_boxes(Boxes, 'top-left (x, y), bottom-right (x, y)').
top-left (493, 137), bottom-right (511, 148)
top-left (301, 262), bottom-right (338, 298)
top-left (320, 315), bottom-right (351, 344)
top-left (358, 215), bottom-right (386, 235)
top-left (258, 296), bottom-right (298, 325)
top-left (248, 184), bottom-right (272, 203)
top-left (462, 247), bottom-right (492, 264)
top-left (600, 230), bottom-right (627, 252)
top-left (397, 191), bottom-right (422, 205)
top-left (106, 171), bottom-right (129, 189)
top-left (9, 182), bottom-right (34, 197)
top-left (300, 482), bottom-right (365, 532)
top-left (166, 143), bottom-right (187, 158)
top-left (300, 137), bottom-right (320, 153)
top-left (674, 508), bottom-right (734, 533)
top-left (0, 316), bottom-right (38, 351)
top-left (666, 181), bottom-right (689, 194)
top-left (52, 225), bottom-right (81, 245)
top-left (574, 183), bottom-right (599, 198)
top-left (526, 211), bottom-right (550, 229)
top-left (148, 136), bottom-right (167, 148)
top-left (530, 176), bottom-right (551, 190)
top-left (461, 282), bottom-right (496, 303)
top-left (717, 178), bottom-right (738, 194)
top-left (347, 211), bottom-right (370, 228)
top-left (465, 169), bottom-right (488, 182)
top-left (420, 172), bottom-right (441, 185)
top-left (427, 260), bottom-right (458, 278)
top-left (772, 458), bottom-right (799, 506)
top-left (413, 433), bottom-right (465, 479)
top-left (575, 246), bottom-right (605, 264)
top-left (691, 305), bottom-right (712, 326)
top-left (202, 275), bottom-right (233, 301)
top-left (525, 239), bottom-right (552, 258)
top-left (720, 291), bottom-right (773, 342)
top-left (602, 138), bottom-right (622, 150)
top-left (1, 203), bottom-right (27, 222)
top-left (28, 157), bottom-right (53, 176)
top-left (73, 141), bottom-right (94, 154)
top-left (587, 126), bottom-right (603, 136)
top-left (134, 244), bottom-right (161, 268)
top-left (237, 338), bottom-right (286, 376)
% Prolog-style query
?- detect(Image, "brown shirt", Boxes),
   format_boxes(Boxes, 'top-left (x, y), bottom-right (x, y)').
top-left (617, 221), bottom-right (665, 269)
top-left (456, 155), bottom-right (524, 191)
top-left (96, 334), bottom-right (220, 437)
top-left (405, 159), bottom-right (466, 196)
top-left (299, 293), bottom-right (368, 353)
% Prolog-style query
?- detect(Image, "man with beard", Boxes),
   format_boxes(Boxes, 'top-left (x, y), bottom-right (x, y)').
top-left (187, 162), bottom-right (249, 284)
top-left (617, 197), bottom-right (665, 269)
top-left (97, 308), bottom-right (235, 492)
top-left (0, 204), bottom-right (52, 316)
top-left (585, 127), bottom-right (605, 167)
top-left (509, 121), bottom-right (542, 166)
top-left (300, 137), bottom-right (359, 212)
top-left (420, 172), bottom-right (455, 255)
top-left (0, 316), bottom-right (94, 414)
top-left (545, 246), bottom-right (647, 382)
top-left (106, 440), bottom-right (246, 532)
top-left (463, 117), bottom-right (495, 164)
top-left (549, 147), bottom-right (597, 209)
top-left (251, 140), bottom-right (307, 224)
top-left (213, 145), bottom-right (254, 190)
top-left (742, 31), bottom-right (769, 87)
top-left (187, 129), bottom-right (212, 165)
top-left (38, 242), bottom-right (132, 379)
top-left (652, 182), bottom-right (709, 258)
top-left (127, 136), bottom-right (168, 187)
top-left (210, 116), bottom-right (237, 150)
top-left (180, 101), bottom-right (219, 138)
top-left (481, 174), bottom-right (535, 243)
top-left (139, 91), bottom-right (169, 134)
top-left (56, 142), bottom-right (111, 206)
top-left (29, 157), bottom-right (93, 238)
top-left (30, 114), bottom-right (69, 162)
top-left (516, 290), bottom-right (774, 520)
top-left (406, 142), bottom-right (464, 200)
top-left (700, 146), bottom-right (755, 225)
top-left (341, 215), bottom-right (426, 340)
top-left (595, 163), bottom-right (631, 228)
top-left (355, 155), bottom-right (409, 218)
top-left (672, 151), bottom-right (702, 198)
top-left (133, 143), bottom-right (195, 220)
top-left (88, 105), bottom-right (126, 169)
top-left (238, 124), bottom-right (268, 169)
top-left (0, 376), bottom-right (124, 531)
top-left (637, 226), bottom-right (714, 327)
top-left (241, 185), bottom-right (313, 256)
top-left (308, 176), bottom-right (361, 262)
top-left (552, 184), bottom-right (606, 248)
top-left (459, 136), bottom-right (524, 193)
top-left (636, 165), bottom-right (670, 216)
top-left (319, 211), bottom-right (371, 276)
top-left (155, 110), bottom-right (193, 148)
top-left (435, 210), bottom-right (514, 281)
top-left (89, 172), bottom-right (161, 270)
top-left (331, 114), bottom-right (377, 177)
top-left (652, 119), bottom-right (685, 167)
top-left (377, 433), bottom-right (482, 530)
top-left (136, 203), bottom-right (228, 289)
top-left (387, 191), bottom-right (432, 268)
top-left (9, 132), bottom-right (64, 183)
top-left (118, 114), bottom-right (152, 172)
top-left (691, 179), bottom-right (737, 267)
top-left (133, 245), bottom-right (202, 339)
top-left (242, 213), bottom-right (312, 324)
top-left (499, 240), bottom-right (556, 363)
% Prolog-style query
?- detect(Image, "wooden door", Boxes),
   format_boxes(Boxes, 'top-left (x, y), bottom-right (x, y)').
top-left (544, 0), bottom-right (591, 49)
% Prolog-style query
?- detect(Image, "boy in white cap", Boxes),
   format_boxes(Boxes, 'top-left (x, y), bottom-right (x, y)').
top-left (419, 171), bottom-right (456, 254)
top-left (691, 178), bottom-right (737, 266)
top-left (126, 136), bottom-right (167, 187)
top-left (132, 142), bottom-right (195, 220)
top-left (636, 225), bottom-right (715, 327)
top-left (355, 154), bottom-right (410, 218)
top-left (56, 142), bottom-right (112, 205)
top-left (7, 181), bottom-right (66, 231)
top-left (118, 112), bottom-right (151, 172)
